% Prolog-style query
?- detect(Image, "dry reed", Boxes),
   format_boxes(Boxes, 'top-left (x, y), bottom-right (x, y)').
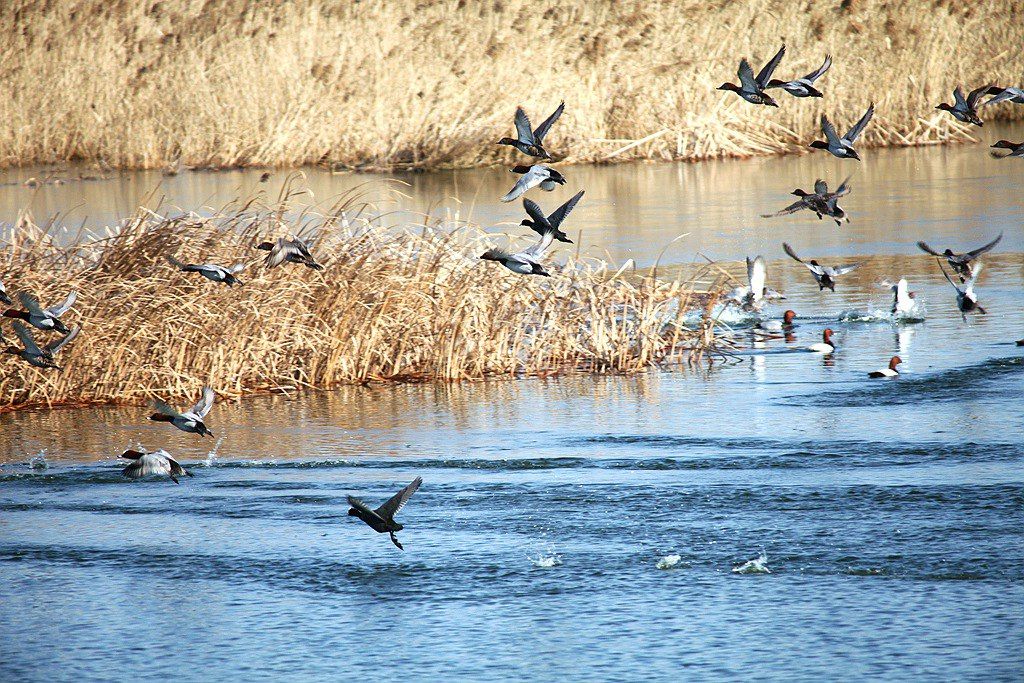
top-left (0, 182), bottom-right (725, 412)
top-left (0, 1), bottom-right (1021, 170)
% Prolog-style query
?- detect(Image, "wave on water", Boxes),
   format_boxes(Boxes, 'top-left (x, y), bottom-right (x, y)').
top-left (656, 554), bottom-right (682, 570)
top-left (732, 551), bottom-right (771, 575)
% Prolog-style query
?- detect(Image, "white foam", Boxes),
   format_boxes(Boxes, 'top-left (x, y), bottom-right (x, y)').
top-left (530, 552), bottom-right (562, 568)
top-left (656, 554), bottom-right (682, 570)
top-left (732, 550), bottom-right (771, 574)
top-left (203, 437), bottom-right (225, 467)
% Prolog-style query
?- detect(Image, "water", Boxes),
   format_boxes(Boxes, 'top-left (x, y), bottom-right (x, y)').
top-left (2, 132), bottom-right (1023, 680)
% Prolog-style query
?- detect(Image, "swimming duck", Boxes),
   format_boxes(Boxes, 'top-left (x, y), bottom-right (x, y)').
top-left (990, 140), bottom-right (1024, 159)
top-left (348, 476), bottom-right (422, 550)
top-left (809, 104), bottom-right (874, 160)
top-left (521, 190), bottom-right (584, 244)
top-left (0, 279), bottom-right (10, 305)
top-left (255, 237), bottom-right (324, 270)
top-left (149, 386), bottom-right (215, 437)
top-left (3, 290), bottom-right (77, 333)
top-left (783, 243), bottom-right (860, 292)
top-left (729, 256), bottom-right (785, 312)
top-left (940, 262), bottom-right (986, 321)
top-left (480, 219), bottom-right (558, 277)
top-left (889, 278), bottom-right (917, 315)
top-left (982, 86), bottom-right (1024, 107)
top-left (807, 328), bottom-right (836, 354)
top-left (916, 232), bottom-right (1001, 281)
top-left (167, 256), bottom-right (245, 286)
top-left (717, 45), bottom-right (785, 107)
top-left (757, 310), bottom-right (797, 332)
top-left (501, 165), bottom-right (566, 202)
top-left (119, 448), bottom-right (193, 484)
top-left (497, 102), bottom-right (564, 159)
top-left (868, 356), bottom-right (902, 378)
top-left (3, 321), bottom-right (79, 370)
top-left (935, 84), bottom-right (994, 126)
top-left (766, 54), bottom-right (832, 98)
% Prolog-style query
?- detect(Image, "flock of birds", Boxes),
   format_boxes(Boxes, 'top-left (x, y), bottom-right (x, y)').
top-left (1, 44), bottom-right (1022, 549)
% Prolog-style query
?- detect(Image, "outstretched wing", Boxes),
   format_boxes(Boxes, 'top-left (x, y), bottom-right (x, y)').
top-left (952, 86), bottom-right (967, 108)
top-left (513, 107), bottom-right (535, 145)
top-left (737, 59), bottom-right (757, 91)
top-left (982, 86), bottom-right (1024, 107)
top-left (813, 179), bottom-right (828, 195)
top-left (820, 115), bottom-right (841, 145)
top-left (45, 326), bottom-right (79, 354)
top-left (803, 54), bottom-right (832, 83)
top-left (825, 263), bottom-right (860, 276)
top-left (833, 176), bottom-right (852, 197)
top-left (755, 44), bottom-right (786, 87)
top-left (228, 263), bottom-right (246, 274)
top-left (12, 321), bottom-right (43, 356)
top-left (45, 291), bottom-right (77, 317)
top-left (17, 292), bottom-right (45, 316)
top-left (844, 103), bottom-right (874, 143)
top-left (916, 240), bottom-right (942, 257)
top-left (523, 224), bottom-right (555, 258)
top-left (523, 198), bottom-right (551, 228)
top-left (782, 242), bottom-right (804, 264)
top-left (938, 263), bottom-right (963, 293)
top-left (374, 476), bottom-right (422, 520)
top-left (747, 256), bottom-right (766, 294)
top-left (966, 83), bottom-right (994, 108)
top-left (964, 232), bottom-right (1002, 259)
top-left (152, 398), bottom-right (182, 418)
top-left (190, 386), bottom-right (215, 418)
top-left (501, 172), bottom-right (536, 203)
top-left (547, 190), bottom-right (584, 229)
top-left (761, 199), bottom-right (806, 218)
top-left (533, 101), bottom-right (564, 143)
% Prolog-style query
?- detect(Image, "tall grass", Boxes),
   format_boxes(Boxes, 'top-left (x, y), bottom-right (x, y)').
top-left (0, 182), bottom-right (725, 412)
top-left (0, 1), bottom-right (1021, 170)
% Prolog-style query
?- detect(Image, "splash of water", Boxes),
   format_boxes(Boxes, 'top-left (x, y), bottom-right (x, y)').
top-left (732, 550), bottom-right (771, 574)
top-left (204, 437), bottom-right (225, 467)
top-left (28, 450), bottom-right (48, 470)
top-left (656, 554), bottom-right (682, 570)
top-left (530, 552), bottom-right (562, 568)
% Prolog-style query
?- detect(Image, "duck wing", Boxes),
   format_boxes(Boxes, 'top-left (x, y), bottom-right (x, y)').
top-left (347, 495), bottom-right (383, 521)
top-left (523, 197), bottom-right (552, 229)
top-left (820, 115), bottom-right (841, 146)
top-left (737, 59), bottom-right (758, 92)
top-left (45, 326), bottom-right (79, 354)
top-left (755, 44), bottom-right (786, 88)
top-left (761, 199), bottom-right (807, 218)
top-left (501, 171), bottom-right (538, 203)
top-left (122, 452), bottom-right (171, 479)
top-left (833, 176), bottom-right (852, 197)
top-left (803, 54), bottom-right (831, 83)
top-left (952, 86), bottom-right (967, 108)
top-left (964, 232), bottom-right (1002, 260)
top-left (824, 263), bottom-right (860, 276)
top-left (813, 179), bottom-right (828, 195)
top-left (228, 263), bottom-right (247, 274)
top-left (190, 386), bottom-right (215, 419)
top-left (152, 397), bottom-right (182, 419)
top-left (533, 102), bottom-right (564, 143)
top-left (17, 292), bottom-right (45, 316)
top-left (523, 224), bottom-right (555, 258)
top-left (747, 256), bottom-right (766, 294)
top-left (844, 103), bottom-right (874, 143)
top-left (916, 240), bottom-right (942, 257)
top-left (12, 321), bottom-right (43, 356)
top-left (966, 83), bottom-right (994, 108)
top-left (782, 242), bottom-right (805, 264)
top-left (939, 263), bottom-right (964, 293)
top-left (375, 476), bottom-right (422, 520)
top-left (263, 238), bottom-right (289, 268)
top-left (513, 107), bottom-right (535, 145)
top-left (982, 86), bottom-right (1024, 107)
top-left (45, 291), bottom-right (77, 317)
top-left (547, 190), bottom-right (584, 229)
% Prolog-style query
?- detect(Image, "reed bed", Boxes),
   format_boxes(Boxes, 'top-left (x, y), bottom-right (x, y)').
top-left (0, 1), bottom-right (1021, 170)
top-left (0, 184), bottom-right (726, 412)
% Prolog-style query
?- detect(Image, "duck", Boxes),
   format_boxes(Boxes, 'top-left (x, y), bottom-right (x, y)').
top-left (940, 262), bottom-right (986, 321)
top-left (820, 177), bottom-right (852, 225)
top-left (766, 54), bottom-right (831, 98)
top-left (868, 356), bottom-right (902, 378)
top-left (480, 219), bottom-right (558, 277)
top-left (717, 45), bottom-right (785, 107)
top-left (889, 278), bottom-right (917, 315)
top-left (982, 86), bottom-right (1024, 106)
top-left (762, 177), bottom-right (850, 226)
top-left (935, 84), bottom-right (994, 126)
top-left (757, 310), bottom-right (797, 332)
top-left (3, 290), bottom-right (77, 333)
top-left (520, 190), bottom-right (584, 244)
top-left (809, 104), bottom-right (874, 160)
top-left (0, 279), bottom-right (10, 305)
top-left (497, 102), bottom-right (564, 159)
top-left (255, 237), bottom-right (324, 270)
top-left (149, 386), bottom-right (215, 437)
top-left (728, 256), bottom-right (785, 312)
top-left (119, 448), bottom-right (193, 484)
top-left (783, 243), bottom-right (860, 292)
top-left (501, 165), bottom-right (566, 202)
top-left (990, 140), bottom-right (1024, 159)
top-left (348, 476), bottom-right (422, 550)
top-left (807, 328), bottom-right (836, 354)
top-left (3, 321), bottom-right (79, 370)
top-left (167, 256), bottom-right (245, 286)
top-left (917, 232), bottom-right (1001, 281)
top-left (1016, 339), bottom-right (1024, 346)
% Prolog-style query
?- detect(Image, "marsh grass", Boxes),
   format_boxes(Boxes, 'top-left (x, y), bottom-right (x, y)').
top-left (0, 1), bottom-right (1021, 170)
top-left (0, 183), bottom-right (727, 412)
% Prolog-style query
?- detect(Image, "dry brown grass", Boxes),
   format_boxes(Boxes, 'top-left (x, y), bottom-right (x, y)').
top-left (0, 181), bottom-right (725, 412)
top-left (0, 1), bottom-right (1021, 170)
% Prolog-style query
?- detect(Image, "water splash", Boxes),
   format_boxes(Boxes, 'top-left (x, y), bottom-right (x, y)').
top-left (530, 552), bottom-right (562, 568)
top-left (656, 554), bottom-right (682, 570)
top-left (204, 437), bottom-right (225, 467)
top-left (732, 551), bottom-right (771, 574)
top-left (29, 450), bottom-right (48, 471)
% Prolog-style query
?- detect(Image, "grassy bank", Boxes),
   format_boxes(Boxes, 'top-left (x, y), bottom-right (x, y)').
top-left (0, 183), bottom-right (724, 412)
top-left (1, 1), bottom-right (1021, 170)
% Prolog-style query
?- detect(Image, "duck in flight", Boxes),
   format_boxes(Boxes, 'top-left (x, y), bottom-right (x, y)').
top-left (982, 86), bottom-right (1024, 107)
top-left (167, 256), bottom-right (245, 286)
top-left (810, 104), bottom-right (874, 160)
top-left (497, 102), bottom-right (564, 159)
top-left (935, 84), bottom-right (995, 126)
top-left (520, 190), bottom-right (584, 245)
top-left (3, 321), bottom-right (79, 370)
top-left (501, 165), bottom-right (566, 202)
top-left (348, 476), bottom-right (422, 550)
top-left (916, 232), bottom-right (1001, 282)
top-left (255, 237), bottom-right (324, 270)
top-left (868, 356), bottom-right (902, 378)
top-left (766, 54), bottom-right (831, 98)
top-left (990, 140), bottom-right (1024, 159)
top-left (729, 256), bottom-right (785, 312)
top-left (480, 218), bottom-right (558, 277)
top-left (3, 290), bottom-right (77, 334)
top-left (888, 278), bottom-right (917, 316)
top-left (783, 243), bottom-right (860, 292)
top-left (149, 386), bottom-right (215, 437)
top-left (718, 45), bottom-right (785, 107)
top-left (119, 448), bottom-right (193, 484)
top-left (940, 263), bottom-right (986, 321)
top-left (762, 177), bottom-right (850, 226)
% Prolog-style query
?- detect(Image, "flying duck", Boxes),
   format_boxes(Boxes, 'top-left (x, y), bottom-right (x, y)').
top-left (990, 140), bottom-right (1024, 159)
top-left (807, 328), bottom-right (836, 354)
top-left (982, 86), bottom-right (1024, 106)
top-left (717, 45), bottom-right (785, 106)
top-left (868, 356), bottom-right (902, 378)
top-left (167, 256), bottom-right (245, 286)
top-left (149, 386), bottom-right (215, 437)
top-left (729, 256), bottom-right (785, 312)
top-left (917, 232), bottom-right (1002, 281)
top-left (783, 243), bottom-right (860, 292)
top-left (348, 476), bottom-right (422, 550)
top-left (935, 84), bottom-right (995, 126)
top-left (0, 279), bottom-right (10, 305)
top-left (3, 290), bottom-right (77, 333)
top-left (810, 104), bottom-right (874, 160)
top-left (480, 218), bottom-right (558, 277)
top-left (3, 321), bottom-right (79, 370)
top-left (766, 54), bottom-right (832, 98)
top-left (255, 237), bottom-right (324, 270)
top-left (940, 263), bottom-right (986, 320)
top-left (762, 177), bottom-right (850, 225)
top-left (119, 448), bottom-right (193, 484)
top-left (889, 278), bottom-right (917, 316)
top-left (501, 165), bottom-right (566, 202)
top-left (521, 190), bottom-right (584, 244)
top-left (497, 102), bottom-right (564, 159)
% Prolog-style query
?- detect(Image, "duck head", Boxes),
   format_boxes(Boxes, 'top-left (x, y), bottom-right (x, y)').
top-left (3, 345), bottom-right (20, 356)
top-left (935, 102), bottom-right (954, 113)
top-left (52, 319), bottom-right (70, 334)
top-left (991, 140), bottom-right (1015, 150)
top-left (2, 308), bottom-right (29, 321)
top-left (479, 250), bottom-right (503, 262)
top-left (195, 421), bottom-right (214, 438)
top-left (889, 356), bottom-right (903, 370)
top-left (254, 241), bottom-right (275, 252)
top-left (783, 310), bottom-right (797, 324)
top-left (822, 328), bottom-right (834, 343)
top-left (717, 82), bottom-right (741, 93)
top-left (791, 189), bottom-right (811, 197)
top-left (808, 140), bottom-right (830, 151)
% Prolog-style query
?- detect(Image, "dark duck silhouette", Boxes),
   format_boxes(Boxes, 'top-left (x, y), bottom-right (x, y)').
top-left (766, 54), bottom-right (831, 98)
top-left (255, 237), bottom-right (324, 270)
top-left (783, 243), bottom-right (860, 292)
top-left (521, 190), bottom-right (584, 244)
top-left (497, 102), bottom-right (564, 159)
top-left (940, 263), bottom-right (986, 321)
top-left (990, 140), bottom-right (1024, 159)
top-left (718, 45), bottom-right (785, 107)
top-left (917, 233), bottom-right (1002, 281)
top-left (810, 104), bottom-right (874, 160)
top-left (762, 177), bottom-right (850, 225)
top-left (935, 84), bottom-right (994, 126)
top-left (4, 321), bottom-right (79, 370)
top-left (348, 477), bottom-right (422, 550)
top-left (3, 290), bottom-right (77, 333)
